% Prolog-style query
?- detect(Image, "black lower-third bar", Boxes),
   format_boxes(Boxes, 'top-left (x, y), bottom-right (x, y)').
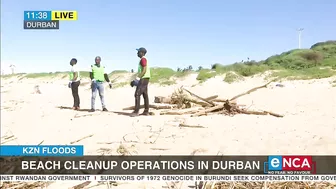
top-left (23, 20), bottom-right (59, 30)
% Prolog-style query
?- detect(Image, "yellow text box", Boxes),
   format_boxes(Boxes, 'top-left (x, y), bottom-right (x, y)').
top-left (52, 11), bottom-right (77, 21)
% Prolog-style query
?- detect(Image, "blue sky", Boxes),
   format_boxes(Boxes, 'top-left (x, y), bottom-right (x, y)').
top-left (1, 0), bottom-right (335, 73)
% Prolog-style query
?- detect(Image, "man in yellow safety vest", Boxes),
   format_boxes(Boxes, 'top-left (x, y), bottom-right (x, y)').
top-left (69, 58), bottom-right (81, 110)
top-left (89, 56), bottom-right (112, 112)
top-left (130, 47), bottom-right (151, 116)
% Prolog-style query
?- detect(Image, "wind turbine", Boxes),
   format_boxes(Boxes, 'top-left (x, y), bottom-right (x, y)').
top-left (297, 28), bottom-right (304, 49)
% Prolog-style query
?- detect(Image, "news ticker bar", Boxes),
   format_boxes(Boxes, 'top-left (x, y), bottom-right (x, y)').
top-left (1, 156), bottom-right (336, 175)
top-left (1, 175), bottom-right (336, 182)
top-left (0, 145), bottom-right (83, 156)
top-left (24, 11), bottom-right (78, 21)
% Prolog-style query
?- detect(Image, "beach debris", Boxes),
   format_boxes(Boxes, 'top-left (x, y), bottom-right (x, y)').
top-left (179, 123), bottom-right (206, 129)
top-left (0, 181), bottom-right (53, 189)
top-left (151, 80), bottom-right (284, 118)
top-left (123, 132), bottom-right (141, 143)
top-left (70, 134), bottom-right (94, 144)
top-left (122, 104), bottom-right (177, 110)
top-left (160, 107), bottom-right (202, 115)
top-left (116, 144), bottom-right (136, 155)
top-left (183, 88), bottom-right (216, 106)
top-left (0, 140), bottom-right (56, 188)
top-left (0, 135), bottom-right (17, 144)
top-left (150, 148), bottom-right (170, 151)
top-left (276, 83), bottom-right (285, 87)
top-left (71, 181), bottom-right (91, 189)
top-left (33, 85), bottom-right (41, 94)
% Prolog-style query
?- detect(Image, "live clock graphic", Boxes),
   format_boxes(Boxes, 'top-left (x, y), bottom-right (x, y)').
top-left (23, 10), bottom-right (77, 30)
top-left (24, 11), bottom-right (50, 20)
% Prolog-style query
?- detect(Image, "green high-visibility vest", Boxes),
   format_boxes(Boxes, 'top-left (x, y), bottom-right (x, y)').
top-left (69, 66), bottom-right (80, 81)
top-left (91, 64), bottom-right (105, 81)
top-left (69, 72), bottom-right (74, 80)
top-left (138, 58), bottom-right (151, 79)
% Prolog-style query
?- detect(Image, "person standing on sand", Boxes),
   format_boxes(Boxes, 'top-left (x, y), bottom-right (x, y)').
top-left (89, 56), bottom-right (112, 112)
top-left (130, 47), bottom-right (151, 116)
top-left (69, 58), bottom-right (81, 110)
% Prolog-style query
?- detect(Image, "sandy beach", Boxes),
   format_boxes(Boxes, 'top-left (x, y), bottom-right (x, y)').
top-left (1, 74), bottom-right (336, 188)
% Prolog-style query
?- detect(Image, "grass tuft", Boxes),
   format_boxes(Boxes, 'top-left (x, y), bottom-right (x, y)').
top-left (223, 72), bottom-right (244, 83)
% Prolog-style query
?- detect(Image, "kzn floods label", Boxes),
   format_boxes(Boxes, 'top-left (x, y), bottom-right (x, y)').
top-left (24, 20), bottom-right (59, 29)
top-left (0, 145), bottom-right (83, 156)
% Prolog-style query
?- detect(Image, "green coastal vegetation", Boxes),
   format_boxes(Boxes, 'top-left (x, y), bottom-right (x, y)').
top-left (2, 40), bottom-right (336, 86)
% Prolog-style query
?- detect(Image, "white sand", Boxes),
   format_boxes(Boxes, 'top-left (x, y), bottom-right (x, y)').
top-left (1, 74), bottom-right (336, 188)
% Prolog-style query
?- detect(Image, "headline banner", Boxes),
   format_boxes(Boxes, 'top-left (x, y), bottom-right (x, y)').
top-left (0, 156), bottom-right (335, 175)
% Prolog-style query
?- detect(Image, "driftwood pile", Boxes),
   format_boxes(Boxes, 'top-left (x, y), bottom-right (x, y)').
top-left (123, 80), bottom-right (284, 117)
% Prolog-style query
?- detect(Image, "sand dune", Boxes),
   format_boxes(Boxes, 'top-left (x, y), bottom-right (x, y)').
top-left (1, 74), bottom-right (336, 188)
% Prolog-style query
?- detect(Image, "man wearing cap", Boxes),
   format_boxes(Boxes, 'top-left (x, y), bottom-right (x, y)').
top-left (130, 47), bottom-right (151, 116)
top-left (89, 56), bottom-right (112, 112)
top-left (69, 58), bottom-right (81, 110)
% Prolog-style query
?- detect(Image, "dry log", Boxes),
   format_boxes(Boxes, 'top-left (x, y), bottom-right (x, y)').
top-left (264, 111), bottom-right (284, 117)
top-left (237, 109), bottom-right (267, 115)
top-left (230, 80), bottom-right (275, 101)
top-left (179, 123), bottom-right (206, 128)
top-left (186, 98), bottom-right (210, 107)
top-left (205, 104), bottom-right (225, 112)
top-left (156, 95), bottom-right (210, 107)
top-left (204, 95), bottom-right (218, 101)
top-left (170, 97), bottom-right (209, 107)
top-left (160, 111), bottom-right (195, 115)
top-left (211, 98), bottom-right (227, 103)
top-left (206, 110), bottom-right (228, 116)
top-left (182, 88), bottom-right (216, 106)
top-left (1, 135), bottom-right (14, 140)
top-left (122, 104), bottom-right (177, 110)
top-left (191, 104), bottom-right (225, 117)
top-left (154, 96), bottom-right (172, 104)
top-left (237, 109), bottom-right (284, 117)
top-left (191, 111), bottom-right (206, 117)
top-left (160, 107), bottom-right (203, 115)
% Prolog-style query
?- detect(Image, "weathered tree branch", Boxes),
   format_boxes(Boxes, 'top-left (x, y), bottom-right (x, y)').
top-left (182, 88), bottom-right (216, 106)
top-left (230, 80), bottom-right (275, 101)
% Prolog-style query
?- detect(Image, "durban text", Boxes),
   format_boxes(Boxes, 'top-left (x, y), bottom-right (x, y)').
top-left (212, 161), bottom-right (260, 170)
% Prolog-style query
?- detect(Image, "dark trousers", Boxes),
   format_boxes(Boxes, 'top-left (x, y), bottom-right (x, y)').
top-left (134, 78), bottom-right (149, 113)
top-left (71, 81), bottom-right (80, 107)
